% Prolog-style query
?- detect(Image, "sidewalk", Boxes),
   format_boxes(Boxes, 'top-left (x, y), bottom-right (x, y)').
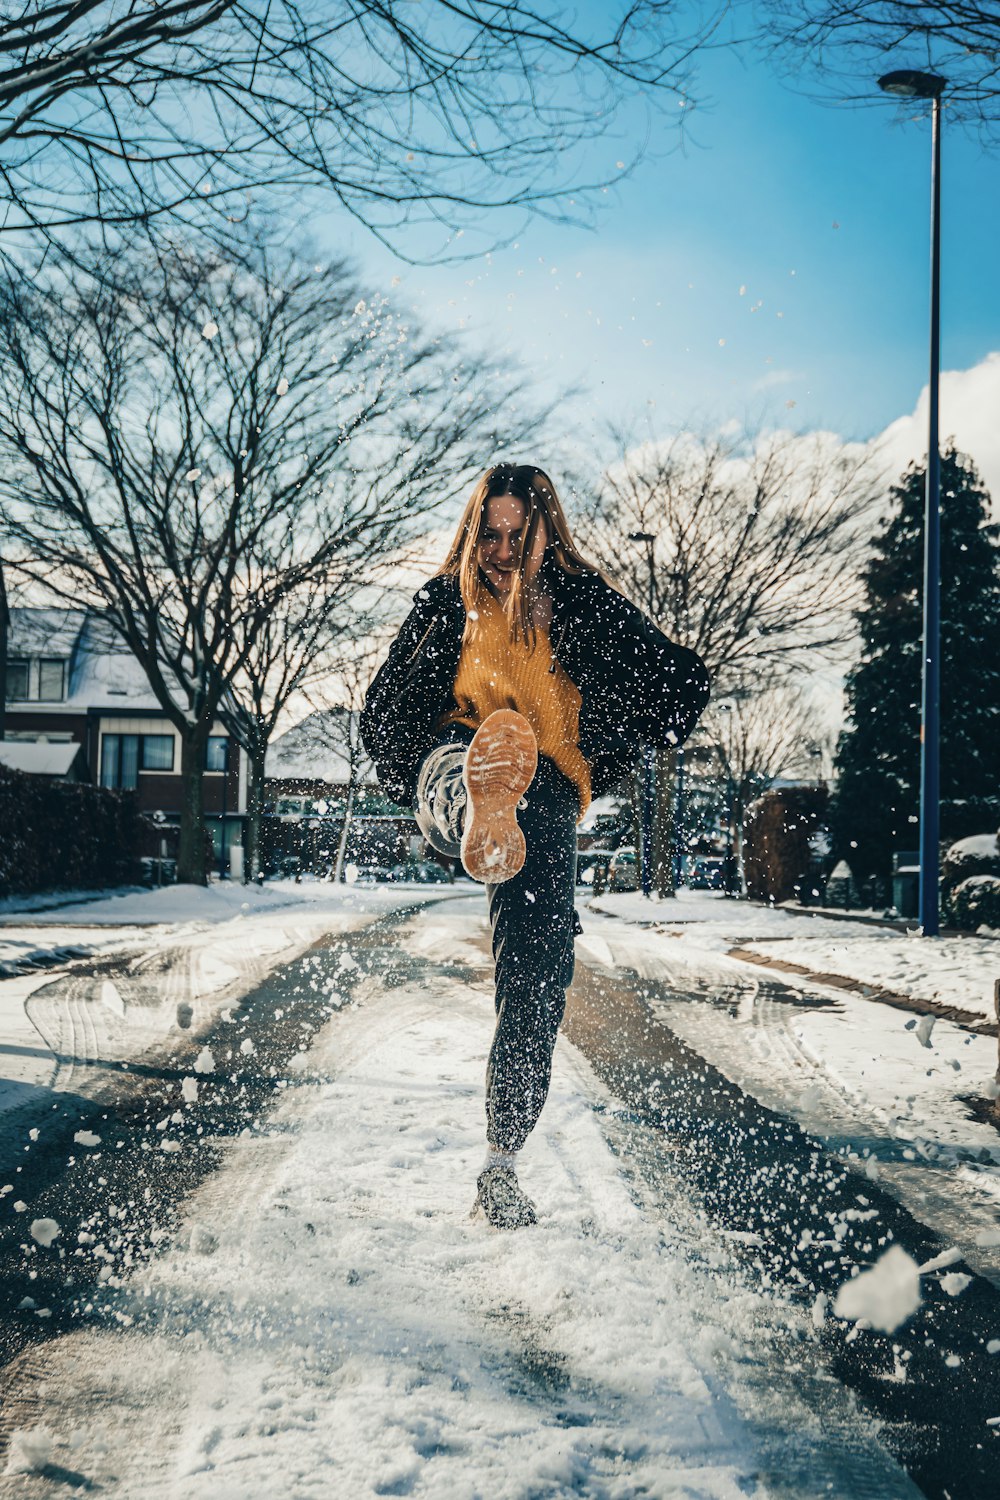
top-left (585, 889), bottom-right (1000, 1031)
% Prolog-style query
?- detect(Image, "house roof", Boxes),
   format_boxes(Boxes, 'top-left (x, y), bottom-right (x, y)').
top-left (8, 606), bottom-right (189, 714)
top-left (0, 741), bottom-right (83, 776)
top-left (266, 710), bottom-right (378, 786)
top-left (8, 607), bottom-right (87, 661)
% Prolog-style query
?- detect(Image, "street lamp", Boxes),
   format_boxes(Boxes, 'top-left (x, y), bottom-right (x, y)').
top-left (878, 67), bottom-right (947, 937)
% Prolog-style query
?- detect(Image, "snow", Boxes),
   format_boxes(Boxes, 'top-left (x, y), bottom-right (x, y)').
top-left (12, 932), bottom-right (908, 1498)
top-left (0, 741), bottom-right (82, 775)
top-left (590, 889), bottom-right (1000, 1022)
top-left (0, 880), bottom-right (990, 1492)
top-left (0, 880), bottom-right (460, 1123)
top-left (266, 709), bottom-right (377, 785)
top-left (30, 1217), bottom-right (60, 1247)
top-left (945, 834), bottom-right (999, 861)
top-left (3, 1426), bottom-right (54, 1475)
top-left (832, 1246), bottom-right (921, 1333)
top-left (577, 891), bottom-right (1000, 1277)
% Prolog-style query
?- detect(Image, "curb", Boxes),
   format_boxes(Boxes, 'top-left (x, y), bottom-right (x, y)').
top-left (725, 946), bottom-right (998, 1038)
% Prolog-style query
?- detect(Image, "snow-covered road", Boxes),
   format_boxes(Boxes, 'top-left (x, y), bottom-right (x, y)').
top-left (0, 883), bottom-right (997, 1497)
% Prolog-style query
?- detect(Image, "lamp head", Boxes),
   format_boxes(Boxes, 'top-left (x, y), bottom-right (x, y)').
top-left (878, 69), bottom-right (947, 99)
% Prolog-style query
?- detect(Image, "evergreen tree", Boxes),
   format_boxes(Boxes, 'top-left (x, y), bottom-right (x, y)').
top-left (834, 448), bottom-right (1000, 889)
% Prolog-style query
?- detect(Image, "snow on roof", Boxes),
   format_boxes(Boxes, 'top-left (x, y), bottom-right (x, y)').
top-left (267, 711), bottom-right (378, 786)
top-left (0, 741), bottom-right (83, 776)
top-left (64, 612), bottom-right (170, 710)
top-left (8, 607), bottom-right (86, 660)
top-left (8, 606), bottom-right (183, 713)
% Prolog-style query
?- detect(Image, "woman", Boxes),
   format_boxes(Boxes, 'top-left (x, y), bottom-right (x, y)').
top-left (360, 463), bottom-right (709, 1230)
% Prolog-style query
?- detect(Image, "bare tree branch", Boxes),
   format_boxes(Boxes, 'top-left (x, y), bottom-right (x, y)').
top-left (760, 2), bottom-right (1000, 136)
top-left (576, 425), bottom-right (881, 692)
top-left (0, 0), bottom-right (717, 254)
top-left (0, 229), bottom-right (544, 879)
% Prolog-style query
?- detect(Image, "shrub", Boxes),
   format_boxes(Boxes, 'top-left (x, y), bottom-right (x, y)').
top-left (950, 875), bottom-right (1000, 932)
top-left (743, 786), bottom-right (829, 905)
top-left (0, 767), bottom-right (144, 897)
top-left (941, 832), bottom-right (1000, 925)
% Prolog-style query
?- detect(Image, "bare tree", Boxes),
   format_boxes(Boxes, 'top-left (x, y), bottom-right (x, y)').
top-left (221, 579), bottom-right (393, 884)
top-left (694, 680), bottom-right (831, 877)
top-left (760, 2), bottom-right (1000, 134)
top-left (581, 427), bottom-right (879, 687)
top-left (576, 425), bottom-right (877, 893)
top-left (0, 234), bottom-right (537, 882)
top-left (295, 646), bottom-right (391, 883)
top-left (0, 1), bottom-right (714, 251)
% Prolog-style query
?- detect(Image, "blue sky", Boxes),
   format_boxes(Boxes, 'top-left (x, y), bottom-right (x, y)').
top-left (315, 31), bottom-right (999, 462)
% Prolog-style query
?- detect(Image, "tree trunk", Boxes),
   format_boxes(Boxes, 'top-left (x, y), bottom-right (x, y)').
top-left (0, 558), bottom-right (8, 742)
top-left (628, 761), bottom-right (645, 893)
top-left (654, 746), bottom-right (677, 898)
top-left (177, 726), bottom-right (211, 885)
top-left (244, 747), bottom-right (267, 884)
top-left (333, 777), bottom-right (357, 883)
top-left (994, 979), bottom-right (1000, 1125)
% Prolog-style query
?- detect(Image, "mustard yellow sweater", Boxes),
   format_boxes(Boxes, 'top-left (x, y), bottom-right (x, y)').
top-left (437, 586), bottom-right (591, 819)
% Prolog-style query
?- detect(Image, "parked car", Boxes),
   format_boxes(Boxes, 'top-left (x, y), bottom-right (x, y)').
top-left (353, 864), bottom-right (393, 884)
top-left (689, 857), bottom-right (724, 891)
top-left (608, 848), bottom-right (639, 893)
top-left (387, 860), bottom-right (451, 884)
top-left (576, 850), bottom-right (613, 886)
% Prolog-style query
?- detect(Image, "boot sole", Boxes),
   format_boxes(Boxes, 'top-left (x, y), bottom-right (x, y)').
top-left (460, 710), bottom-right (537, 884)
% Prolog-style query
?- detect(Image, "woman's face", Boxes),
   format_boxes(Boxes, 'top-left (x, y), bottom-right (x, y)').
top-left (478, 494), bottom-right (547, 598)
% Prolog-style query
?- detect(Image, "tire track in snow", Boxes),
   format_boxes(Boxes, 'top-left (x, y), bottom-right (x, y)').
top-left (563, 942), bottom-right (1000, 1500)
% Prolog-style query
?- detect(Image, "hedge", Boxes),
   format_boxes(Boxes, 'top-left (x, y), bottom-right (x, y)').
top-left (0, 765), bottom-right (144, 897)
top-left (950, 875), bottom-right (1000, 933)
top-left (743, 785), bottom-right (829, 905)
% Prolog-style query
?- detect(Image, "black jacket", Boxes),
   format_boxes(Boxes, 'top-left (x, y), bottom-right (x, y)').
top-left (360, 555), bottom-right (710, 807)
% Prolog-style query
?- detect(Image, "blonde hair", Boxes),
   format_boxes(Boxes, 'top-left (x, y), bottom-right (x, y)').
top-left (439, 463), bottom-right (597, 647)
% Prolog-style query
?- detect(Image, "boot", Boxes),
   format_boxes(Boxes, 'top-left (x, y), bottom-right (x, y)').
top-left (414, 742), bottom-right (468, 859)
top-left (473, 1165), bottom-right (537, 1230)
top-left (460, 710), bottom-right (537, 885)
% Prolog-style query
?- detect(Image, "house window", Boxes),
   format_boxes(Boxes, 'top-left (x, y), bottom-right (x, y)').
top-left (5, 660), bottom-right (28, 701)
top-left (38, 659), bottom-right (66, 701)
top-left (101, 733), bottom-right (174, 788)
top-left (206, 736), bottom-right (229, 772)
top-left (101, 734), bottom-right (138, 789)
top-left (141, 735), bottom-right (174, 771)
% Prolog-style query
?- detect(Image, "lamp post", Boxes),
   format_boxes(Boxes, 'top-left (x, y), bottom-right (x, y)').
top-left (878, 68), bottom-right (947, 937)
top-left (218, 735), bottom-right (229, 880)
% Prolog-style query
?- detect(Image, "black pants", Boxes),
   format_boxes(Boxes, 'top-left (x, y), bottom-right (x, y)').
top-left (422, 726), bottom-right (579, 1153)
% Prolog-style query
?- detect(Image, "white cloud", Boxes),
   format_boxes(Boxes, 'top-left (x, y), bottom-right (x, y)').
top-left (751, 367), bottom-right (806, 392)
top-left (875, 352), bottom-right (1000, 504)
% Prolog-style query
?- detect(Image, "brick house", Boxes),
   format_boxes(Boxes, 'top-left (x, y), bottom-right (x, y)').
top-left (4, 607), bottom-right (247, 871)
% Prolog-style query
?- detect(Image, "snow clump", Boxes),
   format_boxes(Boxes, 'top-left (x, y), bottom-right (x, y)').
top-left (73, 1130), bottom-right (101, 1147)
top-left (4, 1426), bottom-right (54, 1474)
top-left (193, 1047), bottom-right (215, 1074)
top-left (181, 1077), bottom-right (199, 1103)
top-left (29, 1218), bottom-right (60, 1248)
top-left (833, 1245), bottom-right (921, 1333)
